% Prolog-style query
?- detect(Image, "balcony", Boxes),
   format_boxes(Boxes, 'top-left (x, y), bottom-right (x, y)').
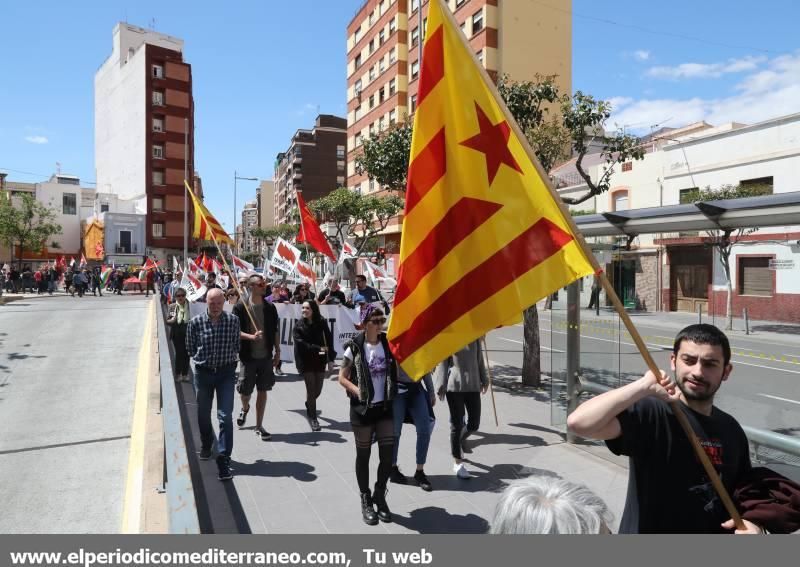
top-left (114, 243), bottom-right (138, 254)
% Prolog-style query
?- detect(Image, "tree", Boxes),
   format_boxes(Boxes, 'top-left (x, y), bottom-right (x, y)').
top-left (694, 183), bottom-right (771, 330)
top-left (354, 122), bottom-right (413, 193)
top-left (496, 74), bottom-right (645, 386)
top-left (0, 192), bottom-right (62, 268)
top-left (309, 188), bottom-right (403, 256)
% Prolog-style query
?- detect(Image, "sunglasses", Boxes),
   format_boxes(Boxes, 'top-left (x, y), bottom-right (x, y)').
top-left (368, 317), bottom-right (387, 324)
top-left (176, 294), bottom-right (186, 298)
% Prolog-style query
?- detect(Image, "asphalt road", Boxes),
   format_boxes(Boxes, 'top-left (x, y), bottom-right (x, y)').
top-left (485, 307), bottom-right (800, 440)
top-left (0, 293), bottom-right (149, 533)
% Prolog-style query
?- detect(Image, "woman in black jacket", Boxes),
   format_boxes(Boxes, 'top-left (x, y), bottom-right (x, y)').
top-left (293, 300), bottom-right (335, 432)
top-left (338, 306), bottom-right (398, 526)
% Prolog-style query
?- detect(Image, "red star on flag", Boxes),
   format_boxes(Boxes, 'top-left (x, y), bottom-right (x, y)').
top-left (459, 102), bottom-right (522, 185)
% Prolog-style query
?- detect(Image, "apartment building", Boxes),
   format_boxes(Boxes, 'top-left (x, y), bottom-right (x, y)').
top-left (273, 115), bottom-right (348, 226)
top-left (345, 0), bottom-right (572, 246)
top-left (95, 23), bottom-right (196, 262)
top-left (241, 200), bottom-right (259, 254)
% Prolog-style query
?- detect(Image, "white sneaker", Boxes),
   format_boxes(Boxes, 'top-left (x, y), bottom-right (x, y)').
top-left (453, 462), bottom-right (471, 479)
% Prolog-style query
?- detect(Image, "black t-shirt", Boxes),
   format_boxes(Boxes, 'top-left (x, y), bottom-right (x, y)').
top-left (606, 397), bottom-right (751, 533)
top-left (318, 288), bottom-right (347, 305)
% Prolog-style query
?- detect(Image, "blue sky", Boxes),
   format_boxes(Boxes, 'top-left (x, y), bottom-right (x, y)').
top-left (2, 0), bottom-right (799, 229)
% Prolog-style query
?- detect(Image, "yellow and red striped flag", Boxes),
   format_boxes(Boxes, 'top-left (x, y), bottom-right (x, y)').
top-left (184, 180), bottom-right (234, 246)
top-left (387, 0), bottom-right (595, 379)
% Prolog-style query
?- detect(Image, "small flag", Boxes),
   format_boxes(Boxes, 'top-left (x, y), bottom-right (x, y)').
top-left (142, 257), bottom-right (158, 271)
top-left (69, 257), bottom-right (76, 268)
top-left (270, 237), bottom-right (301, 274)
top-left (99, 266), bottom-right (112, 286)
top-left (184, 180), bottom-right (235, 245)
top-left (364, 259), bottom-right (397, 288)
top-left (230, 253), bottom-right (255, 274)
top-left (294, 259), bottom-right (316, 285)
top-left (79, 253), bottom-right (87, 268)
top-left (338, 241), bottom-right (358, 265)
top-left (187, 257), bottom-right (205, 278)
top-left (296, 191), bottom-right (336, 262)
top-left (179, 273), bottom-right (207, 302)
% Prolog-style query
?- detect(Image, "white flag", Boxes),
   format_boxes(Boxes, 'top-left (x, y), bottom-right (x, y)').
top-left (363, 260), bottom-right (397, 288)
top-left (270, 237), bottom-right (301, 274)
top-left (179, 273), bottom-right (207, 302)
top-left (338, 241), bottom-right (358, 265)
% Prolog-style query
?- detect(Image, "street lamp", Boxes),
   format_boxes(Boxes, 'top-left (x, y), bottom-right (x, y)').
top-left (234, 171), bottom-right (258, 254)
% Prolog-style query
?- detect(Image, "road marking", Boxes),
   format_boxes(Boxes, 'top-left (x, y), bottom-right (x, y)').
top-left (496, 336), bottom-right (564, 352)
top-left (121, 300), bottom-right (154, 534)
top-left (757, 393), bottom-right (800, 406)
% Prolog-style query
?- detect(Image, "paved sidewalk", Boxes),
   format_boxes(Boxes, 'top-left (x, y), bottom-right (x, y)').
top-left (187, 360), bottom-right (629, 534)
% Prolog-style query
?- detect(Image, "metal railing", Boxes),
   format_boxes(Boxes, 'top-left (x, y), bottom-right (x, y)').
top-left (575, 377), bottom-right (800, 462)
top-left (155, 300), bottom-right (200, 533)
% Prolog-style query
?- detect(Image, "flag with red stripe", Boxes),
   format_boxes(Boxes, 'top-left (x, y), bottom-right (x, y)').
top-left (386, 0), bottom-right (594, 379)
top-left (184, 180), bottom-right (234, 245)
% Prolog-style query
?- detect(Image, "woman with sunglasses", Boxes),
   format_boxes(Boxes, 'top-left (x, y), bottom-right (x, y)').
top-left (166, 288), bottom-right (191, 381)
top-left (293, 300), bottom-right (335, 431)
top-left (338, 306), bottom-right (397, 525)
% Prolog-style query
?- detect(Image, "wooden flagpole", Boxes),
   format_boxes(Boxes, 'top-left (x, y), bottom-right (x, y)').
top-left (480, 337), bottom-right (499, 427)
top-left (183, 180), bottom-right (260, 333)
top-left (433, 0), bottom-right (744, 528)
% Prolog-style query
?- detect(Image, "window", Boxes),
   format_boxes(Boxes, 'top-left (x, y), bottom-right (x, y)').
top-left (613, 190), bottom-right (629, 211)
top-left (379, 57), bottom-right (385, 73)
top-left (100, 203), bottom-right (110, 213)
top-left (423, 17), bottom-right (427, 35)
top-left (369, 66), bottom-right (376, 81)
top-left (369, 11), bottom-right (375, 25)
top-left (62, 193), bottom-right (77, 215)
top-left (389, 48), bottom-right (396, 64)
top-left (369, 122), bottom-right (376, 136)
top-left (476, 49), bottom-right (484, 64)
top-left (337, 175), bottom-right (345, 185)
top-left (152, 170), bottom-right (164, 185)
top-left (411, 0), bottom-right (419, 13)
top-left (379, 116), bottom-right (385, 131)
top-left (355, 132), bottom-right (362, 147)
top-left (152, 64), bottom-right (163, 79)
top-left (739, 257), bottom-right (772, 296)
top-left (369, 94), bottom-right (375, 109)
top-left (379, 29), bottom-right (385, 45)
top-left (460, 22), bottom-right (466, 34)
top-left (152, 117), bottom-right (163, 132)
top-left (472, 9), bottom-right (484, 34)
top-left (389, 78), bottom-right (396, 95)
top-left (370, 179), bottom-right (375, 192)
top-left (369, 39), bottom-right (375, 54)
top-left (622, 161), bottom-right (633, 172)
top-left (152, 222), bottom-right (165, 238)
top-left (337, 145), bottom-right (346, 159)
top-left (411, 59), bottom-right (420, 80)
top-left (740, 176), bottom-right (774, 195)
top-left (679, 187), bottom-right (700, 204)
top-left (411, 26), bottom-right (419, 47)
top-left (119, 230), bottom-right (132, 253)
top-left (410, 94), bottom-right (417, 113)
top-left (456, 0), bottom-right (466, 7)
top-left (152, 144), bottom-right (164, 159)
top-left (355, 105), bottom-right (362, 120)
top-left (152, 196), bottom-right (164, 212)
top-left (355, 79), bottom-right (362, 95)
top-left (379, 86), bottom-right (385, 103)
top-left (152, 90), bottom-right (164, 105)
top-left (337, 160), bottom-right (345, 170)
top-left (389, 17), bottom-right (396, 34)
top-left (355, 54), bottom-right (362, 69)
top-left (389, 109), bottom-right (396, 125)
top-left (354, 27), bottom-right (361, 44)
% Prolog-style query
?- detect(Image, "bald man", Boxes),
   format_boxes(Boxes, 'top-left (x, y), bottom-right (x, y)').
top-left (187, 287), bottom-right (245, 481)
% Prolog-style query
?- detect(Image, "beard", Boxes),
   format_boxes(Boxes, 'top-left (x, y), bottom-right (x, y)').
top-left (674, 371), bottom-right (721, 402)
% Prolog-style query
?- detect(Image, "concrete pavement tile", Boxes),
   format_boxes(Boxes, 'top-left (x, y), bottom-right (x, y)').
top-left (382, 494), bottom-right (490, 534)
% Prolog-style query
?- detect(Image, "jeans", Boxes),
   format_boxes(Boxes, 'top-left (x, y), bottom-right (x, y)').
top-left (445, 391), bottom-right (481, 459)
top-left (194, 363), bottom-right (237, 458)
top-left (392, 384), bottom-right (433, 466)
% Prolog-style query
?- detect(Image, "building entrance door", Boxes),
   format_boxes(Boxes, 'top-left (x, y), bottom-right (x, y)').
top-left (612, 259), bottom-right (637, 309)
top-left (669, 246), bottom-right (711, 313)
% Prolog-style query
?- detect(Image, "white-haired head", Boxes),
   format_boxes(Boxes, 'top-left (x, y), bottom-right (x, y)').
top-left (489, 476), bottom-right (612, 534)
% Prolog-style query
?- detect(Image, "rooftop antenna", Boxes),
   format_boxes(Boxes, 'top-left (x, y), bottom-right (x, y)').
top-left (55, 162), bottom-right (61, 175)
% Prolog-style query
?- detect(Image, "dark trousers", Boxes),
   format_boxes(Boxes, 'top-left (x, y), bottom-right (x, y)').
top-left (303, 371), bottom-right (325, 415)
top-left (171, 324), bottom-right (189, 375)
top-left (445, 391), bottom-right (481, 459)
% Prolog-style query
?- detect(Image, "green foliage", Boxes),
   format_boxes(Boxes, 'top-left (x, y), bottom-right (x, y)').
top-left (309, 187), bottom-right (403, 255)
top-left (498, 74), bottom-right (645, 205)
top-left (569, 209), bottom-right (596, 216)
top-left (697, 183), bottom-right (773, 201)
top-left (354, 122), bottom-right (413, 193)
top-left (0, 192), bottom-right (62, 265)
top-left (251, 224), bottom-right (299, 243)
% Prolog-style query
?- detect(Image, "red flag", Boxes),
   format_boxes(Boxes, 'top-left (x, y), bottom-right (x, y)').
top-left (142, 257), bottom-right (158, 271)
top-left (296, 191), bottom-right (336, 262)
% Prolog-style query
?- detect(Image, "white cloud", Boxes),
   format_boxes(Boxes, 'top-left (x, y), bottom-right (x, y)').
top-left (24, 135), bottom-right (48, 144)
top-left (646, 55), bottom-right (767, 79)
top-left (611, 52), bottom-right (800, 133)
top-left (633, 50), bottom-right (651, 61)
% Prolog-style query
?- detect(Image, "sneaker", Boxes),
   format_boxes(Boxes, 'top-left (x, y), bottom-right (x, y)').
top-left (413, 470), bottom-right (433, 491)
top-left (199, 447), bottom-right (213, 460)
top-left (217, 457), bottom-right (233, 481)
top-left (310, 417), bottom-right (321, 432)
top-left (256, 427), bottom-right (271, 441)
top-left (389, 466), bottom-right (408, 485)
top-left (236, 407), bottom-right (249, 427)
top-left (453, 462), bottom-right (471, 479)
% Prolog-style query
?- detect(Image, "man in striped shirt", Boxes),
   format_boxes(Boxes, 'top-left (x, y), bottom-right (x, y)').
top-left (187, 288), bottom-right (251, 481)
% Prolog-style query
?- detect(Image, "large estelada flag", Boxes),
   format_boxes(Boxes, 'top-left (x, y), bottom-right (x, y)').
top-left (184, 180), bottom-right (235, 246)
top-left (387, 0), bottom-right (595, 379)
top-left (296, 191), bottom-right (337, 262)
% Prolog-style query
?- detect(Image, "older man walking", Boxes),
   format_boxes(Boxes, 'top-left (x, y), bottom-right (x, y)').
top-left (187, 288), bottom-right (245, 481)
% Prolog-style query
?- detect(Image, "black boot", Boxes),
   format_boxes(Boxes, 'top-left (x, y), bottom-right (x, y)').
top-left (372, 484), bottom-right (392, 523)
top-left (306, 402), bottom-right (321, 432)
top-left (360, 491), bottom-right (378, 526)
